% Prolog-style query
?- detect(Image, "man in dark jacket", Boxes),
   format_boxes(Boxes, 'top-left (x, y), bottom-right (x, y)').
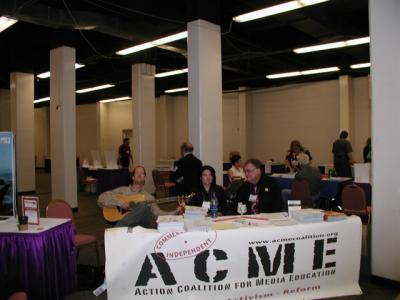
top-left (173, 142), bottom-right (202, 195)
top-left (235, 159), bottom-right (283, 214)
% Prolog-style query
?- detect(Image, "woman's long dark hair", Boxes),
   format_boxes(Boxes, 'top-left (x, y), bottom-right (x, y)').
top-left (200, 165), bottom-right (217, 187)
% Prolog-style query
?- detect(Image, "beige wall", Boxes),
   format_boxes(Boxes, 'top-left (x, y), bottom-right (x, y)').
top-left (0, 89), bottom-right (10, 131)
top-left (76, 104), bottom-right (97, 163)
top-left (250, 80), bottom-right (340, 165)
top-left (222, 93), bottom-right (240, 161)
top-left (100, 101), bottom-right (132, 163)
top-left (352, 76), bottom-right (371, 162)
top-left (33, 75), bottom-right (371, 168)
top-left (34, 107), bottom-right (49, 168)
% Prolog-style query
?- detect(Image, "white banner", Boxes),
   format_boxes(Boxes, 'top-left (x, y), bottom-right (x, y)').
top-left (105, 217), bottom-right (362, 300)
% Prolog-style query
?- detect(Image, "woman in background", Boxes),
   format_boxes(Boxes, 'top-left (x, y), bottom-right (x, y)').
top-left (363, 138), bottom-right (371, 163)
top-left (285, 140), bottom-right (312, 173)
top-left (228, 154), bottom-right (245, 182)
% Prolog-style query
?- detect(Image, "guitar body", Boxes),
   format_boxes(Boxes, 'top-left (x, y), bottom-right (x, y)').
top-left (102, 193), bottom-right (195, 222)
top-left (103, 194), bottom-right (146, 222)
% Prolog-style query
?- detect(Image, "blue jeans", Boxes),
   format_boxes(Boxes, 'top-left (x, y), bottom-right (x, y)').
top-left (115, 202), bottom-right (157, 229)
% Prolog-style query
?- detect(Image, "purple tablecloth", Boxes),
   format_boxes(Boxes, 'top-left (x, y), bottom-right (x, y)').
top-left (0, 220), bottom-right (77, 300)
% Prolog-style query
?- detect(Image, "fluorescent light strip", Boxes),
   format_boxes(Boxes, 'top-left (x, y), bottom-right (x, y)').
top-left (116, 31), bottom-right (187, 55)
top-left (37, 63), bottom-right (85, 79)
top-left (350, 62), bottom-right (370, 69)
top-left (0, 16), bottom-right (18, 32)
top-left (294, 36), bottom-right (370, 54)
top-left (233, 0), bottom-right (329, 23)
top-left (267, 66), bottom-right (339, 79)
top-left (33, 97), bottom-right (50, 104)
top-left (155, 68), bottom-right (188, 78)
top-left (164, 87), bottom-right (188, 94)
top-left (76, 84), bottom-right (115, 94)
top-left (99, 96), bottom-right (131, 103)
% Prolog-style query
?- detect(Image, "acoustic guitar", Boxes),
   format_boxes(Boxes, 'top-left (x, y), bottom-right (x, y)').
top-left (103, 193), bottom-right (195, 222)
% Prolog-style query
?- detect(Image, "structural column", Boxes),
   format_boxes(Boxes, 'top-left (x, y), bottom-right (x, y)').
top-left (10, 73), bottom-right (36, 192)
top-left (338, 75), bottom-right (354, 136)
top-left (50, 46), bottom-right (77, 208)
top-left (0, 89), bottom-right (11, 131)
top-left (157, 95), bottom-right (170, 159)
top-left (132, 63), bottom-right (156, 192)
top-left (188, 19), bottom-right (223, 184)
top-left (370, 0), bottom-right (400, 283)
top-left (238, 87), bottom-right (252, 160)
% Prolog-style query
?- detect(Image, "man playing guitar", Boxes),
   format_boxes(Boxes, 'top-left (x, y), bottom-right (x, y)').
top-left (97, 166), bottom-right (185, 228)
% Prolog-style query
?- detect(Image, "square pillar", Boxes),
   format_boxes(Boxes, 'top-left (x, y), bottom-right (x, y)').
top-left (10, 73), bottom-right (36, 192)
top-left (50, 46), bottom-right (77, 208)
top-left (132, 63), bottom-right (156, 192)
top-left (188, 19), bottom-right (223, 184)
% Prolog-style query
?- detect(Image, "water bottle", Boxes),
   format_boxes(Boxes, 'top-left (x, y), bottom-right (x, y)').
top-left (210, 192), bottom-right (218, 218)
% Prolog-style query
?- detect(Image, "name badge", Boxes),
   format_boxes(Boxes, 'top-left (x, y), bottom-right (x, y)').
top-left (249, 194), bottom-right (258, 202)
top-left (202, 201), bottom-right (210, 210)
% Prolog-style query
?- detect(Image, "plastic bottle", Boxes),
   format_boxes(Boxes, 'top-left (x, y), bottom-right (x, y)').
top-left (210, 192), bottom-right (218, 218)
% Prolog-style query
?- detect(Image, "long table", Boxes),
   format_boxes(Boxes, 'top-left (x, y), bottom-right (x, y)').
top-left (0, 218), bottom-right (77, 300)
top-left (82, 167), bottom-right (131, 194)
top-left (105, 215), bottom-right (362, 300)
top-left (272, 176), bottom-right (352, 200)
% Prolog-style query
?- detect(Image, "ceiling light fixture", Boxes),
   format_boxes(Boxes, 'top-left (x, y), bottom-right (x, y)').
top-left (99, 96), bottom-right (131, 103)
top-left (37, 63), bottom-right (85, 79)
top-left (233, 0), bottom-right (329, 23)
top-left (164, 87), bottom-right (188, 94)
top-left (0, 16), bottom-right (18, 32)
top-left (76, 84), bottom-right (115, 94)
top-left (350, 62), bottom-right (371, 69)
top-left (116, 31), bottom-right (188, 56)
top-left (155, 68), bottom-right (188, 78)
top-left (293, 37), bottom-right (370, 54)
top-left (33, 97), bottom-right (50, 104)
top-left (267, 66), bottom-right (339, 79)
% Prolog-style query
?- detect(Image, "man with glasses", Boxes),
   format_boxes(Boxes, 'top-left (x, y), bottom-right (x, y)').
top-left (235, 159), bottom-right (283, 214)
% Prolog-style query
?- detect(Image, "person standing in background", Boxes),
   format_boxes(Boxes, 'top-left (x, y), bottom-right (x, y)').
top-left (118, 138), bottom-right (133, 168)
top-left (332, 131), bottom-right (354, 177)
top-left (173, 142), bottom-right (203, 195)
top-left (363, 138), bottom-right (371, 163)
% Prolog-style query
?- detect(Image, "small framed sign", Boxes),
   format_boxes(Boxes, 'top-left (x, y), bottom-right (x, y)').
top-left (21, 196), bottom-right (40, 225)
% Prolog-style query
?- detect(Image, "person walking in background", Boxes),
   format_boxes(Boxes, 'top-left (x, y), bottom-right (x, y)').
top-left (285, 140), bottom-right (312, 173)
top-left (118, 138), bottom-right (133, 168)
top-left (173, 142), bottom-right (203, 195)
top-left (363, 138), bottom-right (371, 163)
top-left (332, 131), bottom-right (354, 177)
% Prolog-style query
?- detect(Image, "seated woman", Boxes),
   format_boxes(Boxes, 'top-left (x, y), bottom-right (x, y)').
top-left (228, 154), bottom-right (245, 182)
top-left (188, 165), bottom-right (228, 215)
top-left (285, 140), bottom-right (312, 173)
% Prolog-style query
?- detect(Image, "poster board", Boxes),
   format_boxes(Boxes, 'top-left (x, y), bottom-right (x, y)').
top-left (21, 196), bottom-right (40, 225)
top-left (105, 217), bottom-right (362, 300)
top-left (0, 132), bottom-right (16, 219)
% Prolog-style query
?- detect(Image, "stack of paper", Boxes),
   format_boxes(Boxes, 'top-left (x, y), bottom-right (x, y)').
top-left (184, 219), bottom-right (211, 232)
top-left (323, 211), bottom-right (347, 222)
top-left (157, 215), bottom-right (184, 233)
top-left (184, 205), bottom-right (207, 220)
top-left (291, 209), bottom-right (324, 223)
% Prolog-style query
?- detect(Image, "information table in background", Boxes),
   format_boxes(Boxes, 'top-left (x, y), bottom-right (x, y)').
top-left (272, 176), bottom-right (352, 200)
top-left (82, 167), bottom-right (131, 194)
top-left (105, 216), bottom-right (362, 300)
top-left (0, 218), bottom-right (77, 300)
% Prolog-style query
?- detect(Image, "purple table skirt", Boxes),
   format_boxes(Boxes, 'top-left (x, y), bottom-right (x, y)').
top-left (0, 221), bottom-right (77, 300)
